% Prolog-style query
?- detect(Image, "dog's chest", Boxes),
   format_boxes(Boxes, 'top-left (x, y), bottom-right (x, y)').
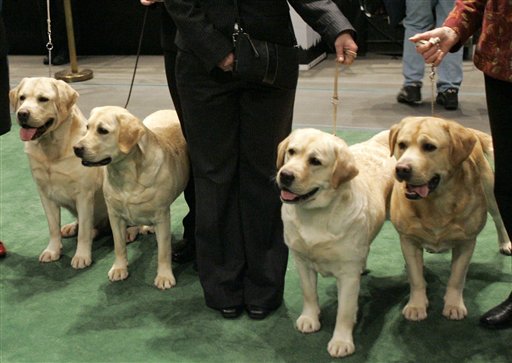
top-left (284, 223), bottom-right (369, 276)
top-left (399, 212), bottom-right (487, 250)
top-left (29, 155), bottom-right (94, 203)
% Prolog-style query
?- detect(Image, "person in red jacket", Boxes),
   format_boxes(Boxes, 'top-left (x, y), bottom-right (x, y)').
top-left (412, 0), bottom-right (512, 329)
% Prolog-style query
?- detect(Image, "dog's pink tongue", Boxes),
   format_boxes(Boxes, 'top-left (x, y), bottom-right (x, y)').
top-left (20, 128), bottom-right (37, 141)
top-left (407, 184), bottom-right (429, 198)
top-left (281, 190), bottom-right (299, 201)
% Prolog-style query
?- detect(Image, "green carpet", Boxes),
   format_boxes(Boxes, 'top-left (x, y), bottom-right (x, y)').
top-left (1, 124), bottom-right (511, 363)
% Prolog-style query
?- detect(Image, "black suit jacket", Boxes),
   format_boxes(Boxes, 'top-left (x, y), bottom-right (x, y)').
top-left (164, 0), bottom-right (355, 72)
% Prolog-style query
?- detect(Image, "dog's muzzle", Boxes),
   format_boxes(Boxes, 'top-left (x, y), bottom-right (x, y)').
top-left (18, 116), bottom-right (54, 141)
top-left (278, 170), bottom-right (319, 203)
top-left (404, 175), bottom-right (441, 200)
top-left (395, 163), bottom-right (441, 200)
top-left (73, 147), bottom-right (112, 167)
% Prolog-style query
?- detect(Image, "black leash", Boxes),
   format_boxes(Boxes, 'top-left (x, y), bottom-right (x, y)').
top-left (124, 6), bottom-right (149, 109)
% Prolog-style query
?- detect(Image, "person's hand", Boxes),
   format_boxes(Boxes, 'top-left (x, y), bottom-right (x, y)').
top-left (217, 52), bottom-right (235, 72)
top-left (140, 0), bottom-right (157, 6)
top-left (409, 26), bottom-right (460, 66)
top-left (334, 32), bottom-right (358, 65)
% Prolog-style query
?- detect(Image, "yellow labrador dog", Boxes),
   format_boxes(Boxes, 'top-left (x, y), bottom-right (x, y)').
top-left (276, 128), bottom-right (395, 358)
top-left (389, 116), bottom-right (511, 321)
top-left (10, 77), bottom-right (109, 269)
top-left (74, 106), bottom-right (189, 290)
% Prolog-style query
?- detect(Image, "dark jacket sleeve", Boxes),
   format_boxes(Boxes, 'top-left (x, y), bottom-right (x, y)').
top-left (288, 0), bottom-right (356, 50)
top-left (164, 0), bottom-right (234, 72)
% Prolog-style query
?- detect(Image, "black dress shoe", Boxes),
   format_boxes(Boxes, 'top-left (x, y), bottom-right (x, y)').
top-left (480, 292), bottom-right (512, 329)
top-left (220, 306), bottom-right (244, 319)
top-left (42, 51), bottom-right (70, 66)
top-left (246, 305), bottom-right (272, 320)
top-left (172, 241), bottom-right (196, 264)
top-left (52, 52), bottom-right (69, 66)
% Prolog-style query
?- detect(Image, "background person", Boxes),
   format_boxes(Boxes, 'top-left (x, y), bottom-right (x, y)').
top-left (412, 0), bottom-right (512, 329)
top-left (397, 0), bottom-right (463, 110)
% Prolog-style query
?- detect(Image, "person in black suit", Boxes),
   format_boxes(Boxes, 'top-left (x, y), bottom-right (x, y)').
top-left (141, 0), bottom-right (196, 264)
top-left (164, 0), bottom-right (358, 320)
top-left (1, 1), bottom-right (11, 256)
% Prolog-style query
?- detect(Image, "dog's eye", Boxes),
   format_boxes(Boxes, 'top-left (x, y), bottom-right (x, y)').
top-left (38, 96), bottom-right (49, 102)
top-left (19, 95), bottom-right (26, 101)
top-left (398, 142), bottom-right (407, 150)
top-left (423, 143), bottom-right (437, 152)
top-left (288, 148), bottom-right (296, 156)
top-left (309, 157), bottom-right (322, 166)
top-left (97, 127), bottom-right (109, 135)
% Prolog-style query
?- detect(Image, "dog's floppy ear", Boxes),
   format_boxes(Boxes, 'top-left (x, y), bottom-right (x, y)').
top-left (447, 121), bottom-right (477, 166)
top-left (9, 77), bottom-right (27, 109)
top-left (54, 79), bottom-right (79, 119)
top-left (117, 112), bottom-right (145, 154)
top-left (389, 122), bottom-right (401, 157)
top-left (331, 138), bottom-right (358, 188)
top-left (276, 135), bottom-right (290, 169)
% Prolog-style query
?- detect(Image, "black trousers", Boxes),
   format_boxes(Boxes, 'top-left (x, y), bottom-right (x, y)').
top-left (175, 50), bottom-right (293, 309)
top-left (485, 75), bottom-right (512, 237)
top-left (0, 13), bottom-right (11, 136)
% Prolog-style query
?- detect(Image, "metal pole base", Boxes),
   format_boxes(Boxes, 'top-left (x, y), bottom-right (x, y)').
top-left (54, 68), bottom-right (94, 83)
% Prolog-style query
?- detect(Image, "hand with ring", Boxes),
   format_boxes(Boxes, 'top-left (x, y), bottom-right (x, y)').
top-left (409, 26), bottom-right (460, 66)
top-left (334, 31), bottom-right (358, 65)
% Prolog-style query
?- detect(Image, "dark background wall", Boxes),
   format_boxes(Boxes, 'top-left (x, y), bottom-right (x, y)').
top-left (3, 0), bottom-right (163, 55)
top-left (2, 0), bottom-right (403, 57)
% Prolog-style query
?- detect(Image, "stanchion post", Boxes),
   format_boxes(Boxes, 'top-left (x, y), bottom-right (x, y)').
top-left (54, 0), bottom-right (93, 82)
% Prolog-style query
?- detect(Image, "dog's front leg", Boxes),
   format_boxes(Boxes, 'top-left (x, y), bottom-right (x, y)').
top-left (71, 193), bottom-right (95, 269)
top-left (443, 240), bottom-right (476, 320)
top-left (38, 190), bottom-right (62, 263)
top-left (153, 210), bottom-right (175, 290)
top-left (400, 237), bottom-right (428, 321)
top-left (293, 252), bottom-right (321, 333)
top-left (327, 273), bottom-right (360, 358)
top-left (108, 212), bottom-right (129, 282)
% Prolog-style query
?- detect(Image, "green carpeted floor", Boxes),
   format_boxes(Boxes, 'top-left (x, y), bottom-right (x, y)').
top-left (1, 125), bottom-right (511, 363)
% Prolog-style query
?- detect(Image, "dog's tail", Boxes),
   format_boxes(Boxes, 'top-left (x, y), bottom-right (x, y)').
top-left (470, 128), bottom-right (494, 158)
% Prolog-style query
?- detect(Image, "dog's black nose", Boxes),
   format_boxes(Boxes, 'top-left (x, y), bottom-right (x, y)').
top-left (17, 110), bottom-right (30, 124)
top-left (73, 146), bottom-right (84, 158)
top-left (395, 164), bottom-right (412, 181)
top-left (279, 170), bottom-right (295, 187)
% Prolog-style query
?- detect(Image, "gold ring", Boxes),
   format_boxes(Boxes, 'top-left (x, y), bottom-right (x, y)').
top-left (429, 37), bottom-right (441, 45)
top-left (344, 49), bottom-right (357, 58)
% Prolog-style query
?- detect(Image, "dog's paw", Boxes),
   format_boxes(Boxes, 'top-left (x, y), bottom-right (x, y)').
top-left (108, 266), bottom-right (129, 281)
top-left (402, 304), bottom-right (428, 321)
top-left (296, 315), bottom-right (321, 333)
top-left (443, 303), bottom-right (467, 320)
top-left (139, 225), bottom-right (154, 235)
top-left (499, 241), bottom-right (512, 256)
top-left (154, 273), bottom-right (176, 290)
top-left (61, 222), bottom-right (78, 238)
top-left (126, 226), bottom-right (140, 243)
top-left (327, 338), bottom-right (355, 358)
top-left (71, 254), bottom-right (92, 269)
top-left (39, 249), bottom-right (61, 263)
